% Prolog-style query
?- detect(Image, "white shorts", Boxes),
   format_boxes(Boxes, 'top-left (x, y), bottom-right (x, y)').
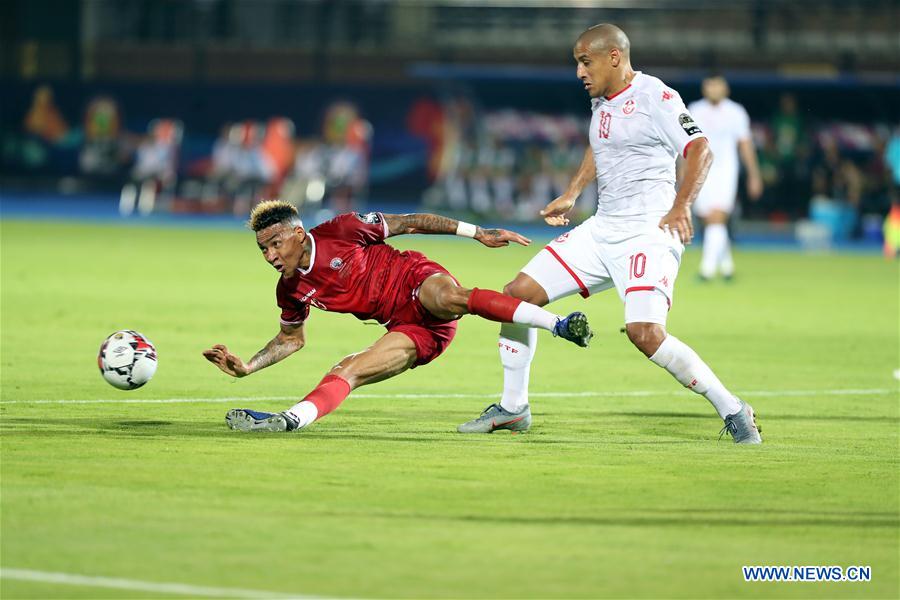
top-left (693, 172), bottom-right (738, 218)
top-left (521, 216), bottom-right (684, 325)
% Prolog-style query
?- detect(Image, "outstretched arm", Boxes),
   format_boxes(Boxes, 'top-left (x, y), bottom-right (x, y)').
top-left (541, 146), bottom-right (595, 227)
top-left (203, 321), bottom-right (306, 378)
top-left (382, 213), bottom-right (530, 248)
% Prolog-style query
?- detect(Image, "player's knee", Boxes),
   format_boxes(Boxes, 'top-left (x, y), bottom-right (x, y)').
top-left (503, 276), bottom-right (547, 305)
top-left (437, 285), bottom-right (469, 315)
top-left (626, 322), bottom-right (666, 357)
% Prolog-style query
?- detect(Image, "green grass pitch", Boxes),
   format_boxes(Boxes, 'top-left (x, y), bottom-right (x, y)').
top-left (1, 219), bottom-right (898, 599)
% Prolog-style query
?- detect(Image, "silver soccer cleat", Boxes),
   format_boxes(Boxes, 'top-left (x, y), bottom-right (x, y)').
top-left (457, 403), bottom-right (532, 434)
top-left (720, 400), bottom-right (762, 444)
top-left (225, 408), bottom-right (299, 432)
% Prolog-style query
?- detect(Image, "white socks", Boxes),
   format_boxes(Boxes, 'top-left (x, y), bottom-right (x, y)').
top-left (284, 401), bottom-right (318, 429)
top-left (700, 223), bottom-right (731, 278)
top-left (512, 301), bottom-right (559, 332)
top-left (498, 323), bottom-right (537, 413)
top-left (649, 334), bottom-right (741, 418)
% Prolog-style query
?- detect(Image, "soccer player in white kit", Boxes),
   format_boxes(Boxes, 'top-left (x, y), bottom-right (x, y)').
top-left (688, 74), bottom-right (763, 280)
top-left (457, 24), bottom-right (762, 443)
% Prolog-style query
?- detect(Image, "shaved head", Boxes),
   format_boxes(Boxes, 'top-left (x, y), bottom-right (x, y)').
top-left (577, 23), bottom-right (631, 59)
top-left (573, 23), bottom-right (634, 98)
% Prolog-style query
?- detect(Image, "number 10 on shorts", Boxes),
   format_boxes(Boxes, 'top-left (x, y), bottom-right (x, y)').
top-left (629, 253), bottom-right (646, 279)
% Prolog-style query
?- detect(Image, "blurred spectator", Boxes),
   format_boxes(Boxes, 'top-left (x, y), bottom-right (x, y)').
top-left (282, 139), bottom-right (329, 211)
top-left (229, 120), bottom-right (268, 216)
top-left (321, 102), bottom-right (371, 213)
top-left (771, 93), bottom-right (810, 216)
top-left (809, 136), bottom-right (863, 240)
top-left (406, 96), bottom-right (446, 182)
top-left (24, 85), bottom-right (69, 144)
top-left (885, 128), bottom-right (900, 190)
top-left (80, 96), bottom-right (124, 177)
top-left (120, 119), bottom-right (183, 215)
top-left (884, 129), bottom-right (900, 258)
top-left (259, 117), bottom-right (296, 190)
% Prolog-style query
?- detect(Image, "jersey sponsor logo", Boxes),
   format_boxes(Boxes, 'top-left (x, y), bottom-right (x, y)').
top-left (330, 257), bottom-right (344, 270)
top-left (354, 212), bottom-right (381, 224)
top-left (598, 110), bottom-right (612, 139)
top-left (662, 89), bottom-right (674, 101)
top-left (300, 287), bottom-right (317, 302)
top-left (679, 113), bottom-right (702, 136)
top-left (623, 99), bottom-right (635, 115)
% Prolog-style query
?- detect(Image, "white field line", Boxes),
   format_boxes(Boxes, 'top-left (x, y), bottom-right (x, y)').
top-left (0, 388), bottom-right (894, 405)
top-left (0, 567), bottom-right (315, 599)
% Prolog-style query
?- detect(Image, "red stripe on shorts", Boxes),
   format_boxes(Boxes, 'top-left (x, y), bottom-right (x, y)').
top-left (544, 246), bottom-right (589, 298)
top-left (624, 285), bottom-right (672, 308)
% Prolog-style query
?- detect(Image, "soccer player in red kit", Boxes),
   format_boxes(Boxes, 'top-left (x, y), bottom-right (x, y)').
top-left (202, 200), bottom-right (592, 432)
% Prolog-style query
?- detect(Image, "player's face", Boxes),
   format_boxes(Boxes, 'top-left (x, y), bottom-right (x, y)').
top-left (702, 77), bottom-right (729, 103)
top-left (256, 222), bottom-right (306, 277)
top-left (573, 40), bottom-right (613, 98)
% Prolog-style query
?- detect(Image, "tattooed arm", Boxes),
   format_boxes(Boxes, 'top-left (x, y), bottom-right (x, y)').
top-left (382, 213), bottom-right (531, 248)
top-left (202, 321), bottom-right (306, 378)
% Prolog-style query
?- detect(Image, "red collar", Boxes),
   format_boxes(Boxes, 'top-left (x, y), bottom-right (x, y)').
top-left (605, 83), bottom-right (632, 101)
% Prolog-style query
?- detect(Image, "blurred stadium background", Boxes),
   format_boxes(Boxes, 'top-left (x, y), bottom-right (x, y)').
top-left (2, 0), bottom-right (899, 248)
top-left (2, 2), bottom-right (900, 599)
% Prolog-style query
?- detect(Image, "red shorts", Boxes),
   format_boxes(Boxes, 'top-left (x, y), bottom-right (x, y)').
top-left (386, 261), bottom-right (459, 367)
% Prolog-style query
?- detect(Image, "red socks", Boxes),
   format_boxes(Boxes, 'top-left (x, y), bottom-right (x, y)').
top-left (466, 288), bottom-right (523, 323)
top-left (305, 374), bottom-right (351, 419)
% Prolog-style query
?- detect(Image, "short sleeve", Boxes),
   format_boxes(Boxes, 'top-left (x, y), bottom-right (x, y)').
top-left (330, 212), bottom-right (389, 245)
top-left (276, 281), bottom-right (310, 325)
top-left (649, 87), bottom-right (706, 158)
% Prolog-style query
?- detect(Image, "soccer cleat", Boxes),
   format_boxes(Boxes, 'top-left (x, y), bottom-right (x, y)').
top-left (552, 311), bottom-right (593, 347)
top-left (719, 400), bottom-right (762, 444)
top-left (457, 403), bottom-right (531, 434)
top-left (225, 408), bottom-right (300, 432)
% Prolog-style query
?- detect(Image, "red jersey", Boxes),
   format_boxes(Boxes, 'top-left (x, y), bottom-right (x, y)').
top-left (275, 212), bottom-right (444, 327)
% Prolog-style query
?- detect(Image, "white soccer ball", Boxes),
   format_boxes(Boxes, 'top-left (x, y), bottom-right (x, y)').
top-left (98, 330), bottom-right (158, 390)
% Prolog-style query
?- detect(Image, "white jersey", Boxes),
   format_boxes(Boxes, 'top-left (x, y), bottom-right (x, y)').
top-left (688, 97), bottom-right (750, 196)
top-left (589, 72), bottom-right (706, 226)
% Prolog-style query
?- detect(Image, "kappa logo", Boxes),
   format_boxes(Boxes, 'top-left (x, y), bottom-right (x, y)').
top-left (658, 275), bottom-right (670, 288)
top-left (555, 232), bottom-right (570, 243)
top-left (662, 89), bottom-right (674, 101)
top-left (623, 99), bottom-right (635, 115)
top-left (330, 257), bottom-right (344, 270)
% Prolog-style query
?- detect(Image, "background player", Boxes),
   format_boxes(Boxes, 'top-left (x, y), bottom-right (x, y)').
top-left (688, 74), bottom-right (763, 280)
top-left (203, 200), bottom-right (592, 432)
top-left (457, 24), bottom-right (761, 443)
